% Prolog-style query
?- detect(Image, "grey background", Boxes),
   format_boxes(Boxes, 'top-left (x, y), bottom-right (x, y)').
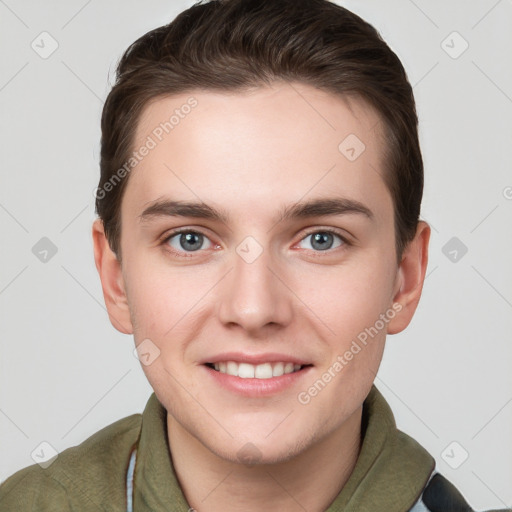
top-left (0, 0), bottom-right (511, 508)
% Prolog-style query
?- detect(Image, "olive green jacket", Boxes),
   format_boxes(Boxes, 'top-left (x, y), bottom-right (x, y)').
top-left (0, 385), bottom-right (506, 511)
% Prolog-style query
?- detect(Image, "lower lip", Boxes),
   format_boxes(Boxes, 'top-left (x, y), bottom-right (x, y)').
top-left (203, 365), bottom-right (312, 397)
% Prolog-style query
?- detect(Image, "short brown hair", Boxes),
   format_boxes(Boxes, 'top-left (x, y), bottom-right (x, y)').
top-left (96, 0), bottom-right (423, 261)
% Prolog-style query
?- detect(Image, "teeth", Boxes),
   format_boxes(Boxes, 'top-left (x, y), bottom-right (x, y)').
top-left (226, 361), bottom-right (238, 376)
top-left (238, 363), bottom-right (255, 378)
top-left (211, 361), bottom-right (304, 379)
top-left (273, 362), bottom-right (284, 377)
top-left (255, 363), bottom-right (272, 379)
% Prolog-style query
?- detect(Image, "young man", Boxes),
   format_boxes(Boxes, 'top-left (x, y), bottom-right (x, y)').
top-left (0, 0), bottom-right (509, 510)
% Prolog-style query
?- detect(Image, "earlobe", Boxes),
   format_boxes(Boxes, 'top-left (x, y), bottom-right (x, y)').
top-left (387, 221), bottom-right (430, 335)
top-left (92, 219), bottom-right (134, 335)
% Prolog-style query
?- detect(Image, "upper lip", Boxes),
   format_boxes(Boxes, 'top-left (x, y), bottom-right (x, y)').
top-left (201, 352), bottom-right (312, 366)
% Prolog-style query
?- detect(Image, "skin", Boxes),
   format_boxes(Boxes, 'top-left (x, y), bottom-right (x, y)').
top-left (93, 82), bottom-right (430, 511)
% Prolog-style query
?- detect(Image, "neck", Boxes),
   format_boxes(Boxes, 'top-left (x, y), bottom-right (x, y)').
top-left (166, 406), bottom-right (363, 512)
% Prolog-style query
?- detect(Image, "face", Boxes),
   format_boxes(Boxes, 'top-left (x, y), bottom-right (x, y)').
top-left (96, 82), bottom-right (424, 465)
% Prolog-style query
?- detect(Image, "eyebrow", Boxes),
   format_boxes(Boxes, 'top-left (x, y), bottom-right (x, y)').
top-left (138, 197), bottom-right (373, 224)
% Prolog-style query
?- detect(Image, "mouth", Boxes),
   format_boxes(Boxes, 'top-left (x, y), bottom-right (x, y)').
top-left (204, 361), bottom-right (312, 379)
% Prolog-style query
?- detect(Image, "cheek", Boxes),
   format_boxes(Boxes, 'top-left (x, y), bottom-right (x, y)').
top-left (123, 253), bottom-right (191, 338)
top-left (298, 255), bottom-right (395, 337)
top-left (125, 257), bottom-right (219, 361)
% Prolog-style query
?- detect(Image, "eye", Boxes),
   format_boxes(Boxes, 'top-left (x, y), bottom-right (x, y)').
top-left (297, 230), bottom-right (346, 252)
top-left (165, 230), bottom-right (214, 253)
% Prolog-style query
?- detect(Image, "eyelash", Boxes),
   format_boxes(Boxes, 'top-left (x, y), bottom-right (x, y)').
top-left (160, 227), bottom-right (351, 258)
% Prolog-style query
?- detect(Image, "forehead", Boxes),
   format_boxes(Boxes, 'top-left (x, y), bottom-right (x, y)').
top-left (123, 82), bottom-right (389, 222)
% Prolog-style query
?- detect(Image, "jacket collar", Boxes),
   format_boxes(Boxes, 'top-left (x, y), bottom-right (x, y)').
top-left (325, 384), bottom-right (435, 510)
top-left (133, 392), bottom-right (190, 510)
top-left (133, 385), bottom-right (435, 511)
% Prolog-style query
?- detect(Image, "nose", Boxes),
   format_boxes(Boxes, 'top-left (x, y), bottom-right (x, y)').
top-left (217, 242), bottom-right (294, 334)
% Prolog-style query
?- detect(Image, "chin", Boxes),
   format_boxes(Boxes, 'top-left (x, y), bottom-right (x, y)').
top-left (205, 428), bottom-right (316, 467)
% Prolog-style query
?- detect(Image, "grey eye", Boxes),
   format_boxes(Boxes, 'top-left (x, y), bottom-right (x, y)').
top-left (168, 232), bottom-right (212, 252)
top-left (298, 231), bottom-right (343, 251)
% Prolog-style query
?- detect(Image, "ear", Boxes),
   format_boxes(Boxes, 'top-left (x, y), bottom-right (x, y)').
top-left (92, 219), bottom-right (133, 334)
top-left (387, 221), bottom-right (430, 334)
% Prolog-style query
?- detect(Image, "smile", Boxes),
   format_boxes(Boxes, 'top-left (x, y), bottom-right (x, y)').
top-left (205, 361), bottom-right (306, 379)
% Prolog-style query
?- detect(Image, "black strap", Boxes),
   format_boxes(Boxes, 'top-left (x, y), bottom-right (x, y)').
top-left (421, 473), bottom-right (474, 512)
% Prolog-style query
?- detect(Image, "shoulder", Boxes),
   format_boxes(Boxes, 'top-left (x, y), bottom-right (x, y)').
top-left (0, 412), bottom-right (142, 511)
